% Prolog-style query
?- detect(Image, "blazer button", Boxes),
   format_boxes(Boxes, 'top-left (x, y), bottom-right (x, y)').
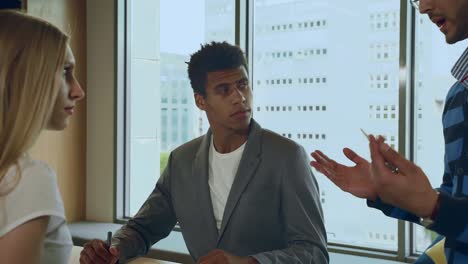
top-left (457, 168), bottom-right (464, 175)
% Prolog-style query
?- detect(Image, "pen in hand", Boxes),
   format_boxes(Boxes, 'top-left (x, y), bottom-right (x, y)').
top-left (360, 128), bottom-right (399, 173)
top-left (107, 231), bottom-right (112, 250)
top-left (107, 231), bottom-right (120, 263)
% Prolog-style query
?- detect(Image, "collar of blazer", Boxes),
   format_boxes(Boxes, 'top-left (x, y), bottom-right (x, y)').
top-left (195, 118), bottom-right (263, 163)
top-left (193, 118), bottom-right (263, 244)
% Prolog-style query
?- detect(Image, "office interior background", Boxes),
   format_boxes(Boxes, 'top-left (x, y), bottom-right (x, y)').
top-left (22, 0), bottom-right (468, 263)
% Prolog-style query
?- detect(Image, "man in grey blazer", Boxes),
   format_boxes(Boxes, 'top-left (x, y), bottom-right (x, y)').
top-left (80, 42), bottom-right (328, 264)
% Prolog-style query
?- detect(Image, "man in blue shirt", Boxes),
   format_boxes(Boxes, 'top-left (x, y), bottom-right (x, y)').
top-left (311, 0), bottom-right (468, 263)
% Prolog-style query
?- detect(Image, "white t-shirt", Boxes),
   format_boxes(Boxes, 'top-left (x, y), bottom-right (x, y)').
top-left (0, 154), bottom-right (73, 264)
top-left (208, 137), bottom-right (246, 231)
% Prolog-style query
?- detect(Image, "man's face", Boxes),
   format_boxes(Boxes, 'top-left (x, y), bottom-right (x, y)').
top-left (195, 66), bottom-right (252, 135)
top-left (419, 0), bottom-right (468, 44)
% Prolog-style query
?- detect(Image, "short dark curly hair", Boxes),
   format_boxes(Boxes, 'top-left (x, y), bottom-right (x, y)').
top-left (187, 41), bottom-right (248, 96)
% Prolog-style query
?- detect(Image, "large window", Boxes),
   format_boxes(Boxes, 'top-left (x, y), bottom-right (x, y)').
top-left (121, 0), bottom-right (467, 261)
top-left (124, 0), bottom-right (235, 216)
top-left (253, 0), bottom-right (401, 251)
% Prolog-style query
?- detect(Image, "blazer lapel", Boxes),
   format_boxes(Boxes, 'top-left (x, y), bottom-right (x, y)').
top-left (217, 120), bottom-right (263, 244)
top-left (192, 130), bottom-right (219, 244)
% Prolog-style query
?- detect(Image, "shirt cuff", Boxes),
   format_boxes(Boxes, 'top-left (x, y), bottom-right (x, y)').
top-left (427, 191), bottom-right (467, 238)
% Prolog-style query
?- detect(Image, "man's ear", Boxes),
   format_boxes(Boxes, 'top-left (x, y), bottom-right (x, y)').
top-left (194, 93), bottom-right (206, 111)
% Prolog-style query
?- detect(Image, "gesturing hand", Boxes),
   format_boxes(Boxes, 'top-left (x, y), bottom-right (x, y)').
top-left (368, 135), bottom-right (438, 218)
top-left (311, 148), bottom-right (377, 201)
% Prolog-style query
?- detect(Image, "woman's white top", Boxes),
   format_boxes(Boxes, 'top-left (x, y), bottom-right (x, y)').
top-left (0, 154), bottom-right (73, 264)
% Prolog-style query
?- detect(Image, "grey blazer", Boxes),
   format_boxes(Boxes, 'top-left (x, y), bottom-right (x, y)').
top-left (113, 120), bottom-right (329, 263)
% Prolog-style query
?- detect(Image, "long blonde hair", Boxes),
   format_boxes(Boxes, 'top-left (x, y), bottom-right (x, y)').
top-left (0, 10), bottom-right (69, 195)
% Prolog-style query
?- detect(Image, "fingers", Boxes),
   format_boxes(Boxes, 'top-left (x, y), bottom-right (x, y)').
top-left (311, 158), bottom-right (350, 193)
top-left (311, 152), bottom-right (332, 175)
top-left (198, 250), bottom-right (225, 264)
top-left (375, 140), bottom-right (416, 175)
top-left (369, 135), bottom-right (390, 174)
top-left (109, 246), bottom-right (120, 256)
top-left (80, 240), bottom-right (113, 264)
top-left (198, 250), bottom-right (223, 262)
top-left (376, 135), bottom-right (386, 142)
top-left (310, 160), bottom-right (336, 179)
top-left (369, 135), bottom-right (408, 192)
top-left (79, 251), bottom-right (91, 264)
top-left (111, 257), bottom-right (119, 264)
top-left (313, 150), bottom-right (333, 164)
top-left (311, 151), bottom-right (338, 171)
top-left (109, 247), bottom-right (120, 264)
top-left (199, 254), bottom-right (225, 264)
top-left (342, 148), bottom-right (368, 165)
top-left (90, 240), bottom-right (113, 260)
top-left (80, 247), bottom-right (106, 264)
top-left (310, 151), bottom-right (336, 176)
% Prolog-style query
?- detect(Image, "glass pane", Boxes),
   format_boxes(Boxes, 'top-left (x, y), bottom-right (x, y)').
top-left (412, 11), bottom-right (468, 253)
top-left (127, 0), bottom-right (235, 216)
top-left (253, 0), bottom-right (400, 250)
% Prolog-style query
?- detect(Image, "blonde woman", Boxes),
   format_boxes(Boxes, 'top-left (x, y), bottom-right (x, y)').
top-left (0, 10), bottom-right (84, 263)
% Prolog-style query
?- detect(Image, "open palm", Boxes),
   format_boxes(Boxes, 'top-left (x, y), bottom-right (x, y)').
top-left (310, 148), bottom-right (377, 200)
